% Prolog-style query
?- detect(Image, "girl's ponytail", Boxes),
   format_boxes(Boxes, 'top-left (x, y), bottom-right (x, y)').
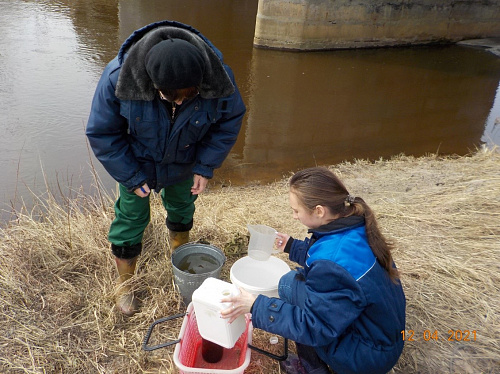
top-left (349, 197), bottom-right (399, 282)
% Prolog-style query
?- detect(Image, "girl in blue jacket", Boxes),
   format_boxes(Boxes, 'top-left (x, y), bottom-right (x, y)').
top-left (86, 21), bottom-right (246, 316)
top-left (222, 167), bottom-right (406, 374)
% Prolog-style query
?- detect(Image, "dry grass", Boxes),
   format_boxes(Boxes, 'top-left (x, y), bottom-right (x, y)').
top-left (1, 148), bottom-right (499, 373)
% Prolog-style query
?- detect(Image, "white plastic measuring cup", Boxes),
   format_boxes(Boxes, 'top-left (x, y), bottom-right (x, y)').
top-left (247, 224), bottom-right (280, 261)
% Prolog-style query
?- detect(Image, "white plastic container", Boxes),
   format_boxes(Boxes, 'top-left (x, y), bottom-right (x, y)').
top-left (191, 277), bottom-right (247, 349)
top-left (230, 256), bottom-right (290, 298)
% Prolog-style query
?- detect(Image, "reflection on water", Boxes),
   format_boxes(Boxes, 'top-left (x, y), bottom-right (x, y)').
top-left (225, 45), bottom-right (500, 184)
top-left (0, 0), bottom-right (499, 220)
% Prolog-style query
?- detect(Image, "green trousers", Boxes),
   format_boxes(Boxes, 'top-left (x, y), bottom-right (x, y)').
top-left (108, 178), bottom-right (197, 247)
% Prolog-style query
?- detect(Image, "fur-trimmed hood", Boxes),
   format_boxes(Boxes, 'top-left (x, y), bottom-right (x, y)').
top-left (115, 21), bottom-right (235, 101)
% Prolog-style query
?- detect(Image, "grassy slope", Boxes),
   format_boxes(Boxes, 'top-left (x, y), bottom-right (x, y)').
top-left (1, 149), bottom-right (499, 373)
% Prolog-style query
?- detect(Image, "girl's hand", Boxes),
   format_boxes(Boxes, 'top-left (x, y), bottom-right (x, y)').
top-left (220, 288), bottom-right (256, 324)
top-left (134, 183), bottom-right (150, 197)
top-left (275, 232), bottom-right (290, 252)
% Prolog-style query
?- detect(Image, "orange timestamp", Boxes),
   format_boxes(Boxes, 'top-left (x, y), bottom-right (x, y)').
top-left (401, 329), bottom-right (477, 342)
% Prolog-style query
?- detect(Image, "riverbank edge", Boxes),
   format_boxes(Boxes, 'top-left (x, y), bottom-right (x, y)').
top-left (0, 148), bottom-right (499, 373)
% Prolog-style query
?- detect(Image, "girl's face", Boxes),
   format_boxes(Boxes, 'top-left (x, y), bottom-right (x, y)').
top-left (289, 191), bottom-right (324, 229)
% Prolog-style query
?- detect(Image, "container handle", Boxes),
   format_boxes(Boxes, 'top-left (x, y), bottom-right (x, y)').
top-left (248, 336), bottom-right (288, 361)
top-left (142, 312), bottom-right (187, 351)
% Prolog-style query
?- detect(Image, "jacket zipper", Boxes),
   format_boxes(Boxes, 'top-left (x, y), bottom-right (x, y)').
top-left (171, 102), bottom-right (176, 121)
top-left (171, 97), bottom-right (196, 123)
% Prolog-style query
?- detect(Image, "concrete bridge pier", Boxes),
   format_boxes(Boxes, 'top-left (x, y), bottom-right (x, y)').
top-left (253, 0), bottom-right (500, 51)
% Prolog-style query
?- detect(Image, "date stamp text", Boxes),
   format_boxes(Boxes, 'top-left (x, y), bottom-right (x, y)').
top-left (401, 329), bottom-right (477, 342)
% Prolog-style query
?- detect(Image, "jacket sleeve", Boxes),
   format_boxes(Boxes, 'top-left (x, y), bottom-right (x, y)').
top-left (250, 260), bottom-right (366, 347)
top-left (192, 65), bottom-right (246, 178)
top-left (288, 237), bottom-right (311, 266)
top-left (85, 60), bottom-right (147, 190)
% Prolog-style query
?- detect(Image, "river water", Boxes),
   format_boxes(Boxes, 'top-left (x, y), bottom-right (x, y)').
top-left (1, 0), bottom-right (499, 221)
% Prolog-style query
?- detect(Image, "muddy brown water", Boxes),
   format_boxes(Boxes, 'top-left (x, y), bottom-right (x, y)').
top-left (1, 0), bottom-right (499, 221)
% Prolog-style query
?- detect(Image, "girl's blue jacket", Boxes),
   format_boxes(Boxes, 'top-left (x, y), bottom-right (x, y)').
top-left (251, 217), bottom-right (406, 374)
top-left (86, 21), bottom-right (245, 191)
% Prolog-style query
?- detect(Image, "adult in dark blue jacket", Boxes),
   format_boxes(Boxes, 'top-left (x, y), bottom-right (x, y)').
top-left (222, 167), bottom-right (405, 374)
top-left (86, 20), bottom-right (245, 316)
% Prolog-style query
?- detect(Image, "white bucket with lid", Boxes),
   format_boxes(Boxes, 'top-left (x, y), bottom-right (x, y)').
top-left (230, 256), bottom-right (290, 298)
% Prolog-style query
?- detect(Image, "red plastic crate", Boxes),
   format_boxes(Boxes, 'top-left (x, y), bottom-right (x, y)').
top-left (173, 303), bottom-right (253, 374)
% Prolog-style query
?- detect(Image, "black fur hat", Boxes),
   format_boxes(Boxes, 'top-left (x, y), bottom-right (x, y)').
top-left (116, 25), bottom-right (235, 101)
top-left (145, 38), bottom-right (205, 90)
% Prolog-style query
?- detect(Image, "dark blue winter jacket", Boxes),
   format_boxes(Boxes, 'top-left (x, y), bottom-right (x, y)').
top-left (86, 21), bottom-right (245, 191)
top-left (251, 217), bottom-right (406, 374)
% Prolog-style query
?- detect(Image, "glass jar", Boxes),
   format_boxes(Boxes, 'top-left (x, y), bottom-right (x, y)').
top-left (201, 338), bottom-right (223, 363)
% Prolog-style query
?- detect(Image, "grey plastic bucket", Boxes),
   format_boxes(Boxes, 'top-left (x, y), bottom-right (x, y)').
top-left (171, 243), bottom-right (226, 304)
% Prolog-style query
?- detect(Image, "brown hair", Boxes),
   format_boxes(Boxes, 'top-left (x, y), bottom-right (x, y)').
top-left (159, 86), bottom-right (199, 102)
top-left (289, 166), bottom-right (399, 281)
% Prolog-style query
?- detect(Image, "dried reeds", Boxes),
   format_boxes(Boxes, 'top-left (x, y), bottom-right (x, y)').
top-left (0, 148), bottom-right (498, 373)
